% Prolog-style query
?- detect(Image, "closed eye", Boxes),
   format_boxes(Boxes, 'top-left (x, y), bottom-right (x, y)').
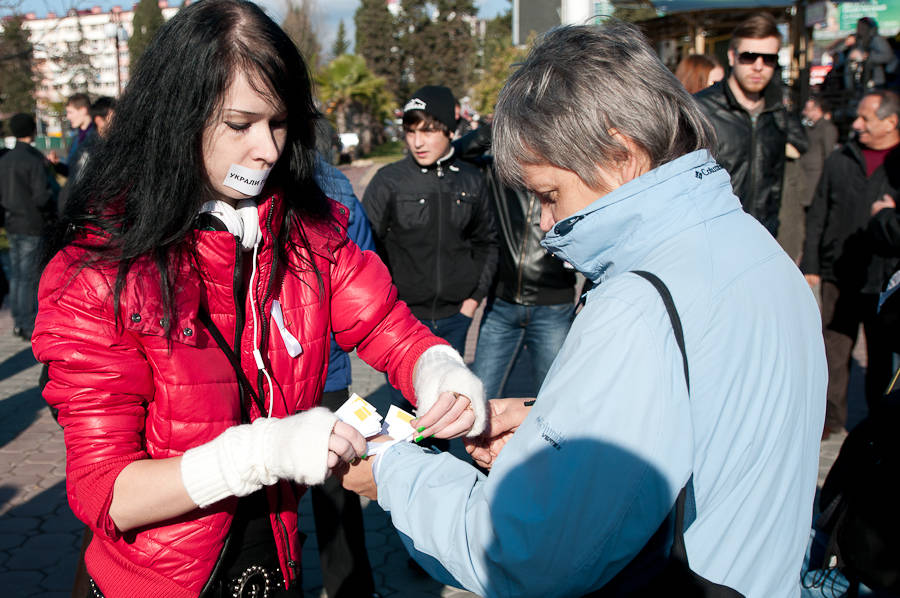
top-left (226, 121), bottom-right (250, 132)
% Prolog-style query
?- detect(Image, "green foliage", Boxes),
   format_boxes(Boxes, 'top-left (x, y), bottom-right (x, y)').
top-left (0, 16), bottom-right (36, 114)
top-left (366, 139), bottom-right (406, 163)
top-left (612, 2), bottom-right (659, 23)
top-left (332, 19), bottom-right (350, 58)
top-left (129, 0), bottom-right (165, 70)
top-left (480, 4), bottom-right (511, 73)
top-left (355, 0), bottom-right (478, 103)
top-left (395, 0), bottom-right (477, 101)
top-left (354, 0), bottom-right (399, 101)
top-left (317, 54), bottom-right (393, 127)
top-left (472, 37), bottom-right (527, 115)
top-left (281, 0), bottom-right (321, 68)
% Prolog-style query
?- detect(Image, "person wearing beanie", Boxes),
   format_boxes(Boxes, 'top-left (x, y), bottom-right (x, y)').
top-left (363, 85), bottom-right (498, 418)
top-left (0, 113), bottom-right (56, 340)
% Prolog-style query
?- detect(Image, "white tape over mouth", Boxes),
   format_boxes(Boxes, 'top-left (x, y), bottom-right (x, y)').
top-left (223, 163), bottom-right (272, 196)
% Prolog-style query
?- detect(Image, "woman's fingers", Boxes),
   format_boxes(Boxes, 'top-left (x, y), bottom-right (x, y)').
top-left (411, 392), bottom-right (456, 430)
top-left (332, 420), bottom-right (368, 458)
top-left (433, 406), bottom-right (475, 438)
top-left (329, 421), bottom-right (367, 464)
top-left (414, 393), bottom-right (472, 440)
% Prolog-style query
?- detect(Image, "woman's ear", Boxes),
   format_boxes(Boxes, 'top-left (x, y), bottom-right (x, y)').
top-left (607, 129), bottom-right (651, 186)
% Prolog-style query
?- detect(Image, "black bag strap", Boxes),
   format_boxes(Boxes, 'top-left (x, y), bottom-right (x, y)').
top-left (197, 308), bottom-right (266, 420)
top-left (632, 271), bottom-right (689, 393)
top-left (632, 271), bottom-right (691, 562)
top-left (631, 271), bottom-right (743, 597)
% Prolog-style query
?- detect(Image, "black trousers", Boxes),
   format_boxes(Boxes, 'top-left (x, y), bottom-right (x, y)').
top-left (310, 388), bottom-right (376, 598)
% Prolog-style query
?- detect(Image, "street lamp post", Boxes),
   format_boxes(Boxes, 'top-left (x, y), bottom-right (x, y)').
top-left (104, 13), bottom-right (128, 96)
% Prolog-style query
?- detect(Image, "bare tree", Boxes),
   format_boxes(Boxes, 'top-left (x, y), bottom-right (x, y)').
top-left (280, 0), bottom-right (321, 69)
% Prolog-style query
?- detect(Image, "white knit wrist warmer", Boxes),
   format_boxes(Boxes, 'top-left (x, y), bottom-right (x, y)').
top-left (180, 407), bottom-right (339, 508)
top-left (413, 344), bottom-right (487, 436)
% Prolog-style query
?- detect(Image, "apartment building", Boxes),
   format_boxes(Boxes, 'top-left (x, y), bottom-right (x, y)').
top-left (21, 2), bottom-right (179, 135)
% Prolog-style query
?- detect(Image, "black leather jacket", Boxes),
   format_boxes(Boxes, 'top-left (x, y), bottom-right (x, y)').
top-left (455, 127), bottom-right (576, 306)
top-left (695, 79), bottom-right (807, 236)
top-left (362, 150), bottom-right (498, 320)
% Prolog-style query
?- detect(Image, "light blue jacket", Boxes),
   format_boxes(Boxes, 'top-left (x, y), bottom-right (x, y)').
top-left (374, 150), bottom-right (826, 597)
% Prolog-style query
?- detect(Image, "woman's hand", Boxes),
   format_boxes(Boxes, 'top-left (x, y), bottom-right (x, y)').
top-left (412, 391), bottom-right (476, 440)
top-left (464, 398), bottom-right (533, 470)
top-left (413, 345), bottom-right (487, 437)
top-left (338, 434), bottom-right (393, 500)
top-left (327, 421), bottom-right (368, 470)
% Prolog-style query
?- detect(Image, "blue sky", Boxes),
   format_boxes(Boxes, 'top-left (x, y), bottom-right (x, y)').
top-left (4, 0), bottom-right (513, 55)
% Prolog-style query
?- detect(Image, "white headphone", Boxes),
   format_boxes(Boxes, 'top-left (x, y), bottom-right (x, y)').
top-left (199, 199), bottom-right (262, 251)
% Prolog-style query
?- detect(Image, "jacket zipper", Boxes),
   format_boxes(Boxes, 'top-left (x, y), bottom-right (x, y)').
top-left (232, 238), bottom-right (248, 423)
top-left (431, 171), bottom-right (444, 319)
top-left (273, 489), bottom-right (297, 588)
top-left (514, 194), bottom-right (536, 302)
top-left (255, 205), bottom-right (279, 404)
top-left (254, 205), bottom-right (296, 587)
top-left (748, 113), bottom-right (758, 206)
top-left (197, 236), bottom-right (245, 598)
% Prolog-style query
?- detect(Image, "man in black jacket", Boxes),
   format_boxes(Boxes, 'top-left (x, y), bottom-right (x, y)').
top-left (695, 13), bottom-right (807, 237)
top-left (363, 85), bottom-right (498, 402)
top-left (454, 124), bottom-right (576, 398)
top-left (0, 114), bottom-right (56, 340)
top-left (801, 90), bottom-right (900, 438)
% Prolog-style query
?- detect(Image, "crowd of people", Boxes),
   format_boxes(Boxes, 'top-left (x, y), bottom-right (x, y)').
top-left (0, 2), bottom-right (897, 597)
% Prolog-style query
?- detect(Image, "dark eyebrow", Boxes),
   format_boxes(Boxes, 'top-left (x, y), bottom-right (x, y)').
top-left (223, 108), bottom-right (262, 116)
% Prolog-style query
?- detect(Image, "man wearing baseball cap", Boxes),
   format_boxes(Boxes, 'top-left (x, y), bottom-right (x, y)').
top-left (363, 85), bottom-right (498, 420)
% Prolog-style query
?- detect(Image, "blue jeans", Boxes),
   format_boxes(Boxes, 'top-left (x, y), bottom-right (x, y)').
top-left (472, 298), bottom-right (573, 398)
top-left (388, 311), bottom-right (473, 406)
top-left (7, 234), bottom-right (43, 336)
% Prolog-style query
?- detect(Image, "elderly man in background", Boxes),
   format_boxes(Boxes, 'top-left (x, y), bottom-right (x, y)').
top-left (802, 90), bottom-right (900, 440)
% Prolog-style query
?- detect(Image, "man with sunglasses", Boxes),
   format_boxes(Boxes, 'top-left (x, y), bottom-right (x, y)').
top-left (696, 13), bottom-right (807, 237)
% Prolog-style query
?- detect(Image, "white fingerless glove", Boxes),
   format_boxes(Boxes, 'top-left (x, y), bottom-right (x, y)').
top-left (180, 407), bottom-right (337, 508)
top-left (413, 344), bottom-right (487, 437)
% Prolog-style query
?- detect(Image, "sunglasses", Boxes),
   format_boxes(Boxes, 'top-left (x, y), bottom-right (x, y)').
top-left (737, 51), bottom-right (778, 67)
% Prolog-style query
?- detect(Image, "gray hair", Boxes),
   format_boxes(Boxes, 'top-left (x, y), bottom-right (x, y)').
top-left (493, 21), bottom-right (715, 189)
top-left (868, 90), bottom-right (900, 128)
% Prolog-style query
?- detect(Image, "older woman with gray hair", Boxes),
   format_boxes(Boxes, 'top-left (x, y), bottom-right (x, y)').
top-left (342, 20), bottom-right (826, 598)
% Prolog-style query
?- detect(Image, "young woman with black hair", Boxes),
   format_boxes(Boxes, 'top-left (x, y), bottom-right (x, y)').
top-left (32, 2), bottom-right (486, 596)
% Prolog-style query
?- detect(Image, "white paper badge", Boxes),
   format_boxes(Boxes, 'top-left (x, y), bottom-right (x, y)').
top-left (223, 163), bottom-right (271, 196)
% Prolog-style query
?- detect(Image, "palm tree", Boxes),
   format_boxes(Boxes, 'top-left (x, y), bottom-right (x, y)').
top-left (316, 54), bottom-right (394, 154)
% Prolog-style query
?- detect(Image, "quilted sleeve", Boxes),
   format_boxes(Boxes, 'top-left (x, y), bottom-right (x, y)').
top-left (32, 253), bottom-right (153, 539)
top-left (328, 240), bottom-right (446, 404)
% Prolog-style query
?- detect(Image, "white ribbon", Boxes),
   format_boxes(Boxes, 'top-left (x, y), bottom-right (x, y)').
top-left (270, 300), bottom-right (302, 357)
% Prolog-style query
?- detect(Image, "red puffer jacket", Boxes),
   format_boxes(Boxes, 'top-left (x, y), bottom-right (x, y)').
top-left (32, 192), bottom-right (444, 597)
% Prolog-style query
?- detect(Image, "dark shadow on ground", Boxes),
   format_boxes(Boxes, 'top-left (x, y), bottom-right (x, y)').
top-left (0, 480), bottom-right (83, 596)
top-left (0, 347), bottom-right (38, 384)
top-left (0, 386), bottom-right (45, 448)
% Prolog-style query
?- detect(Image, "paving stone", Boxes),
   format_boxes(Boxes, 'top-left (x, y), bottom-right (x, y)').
top-left (0, 532), bottom-right (26, 550)
top-left (5, 534), bottom-right (74, 570)
top-left (38, 558), bottom-right (77, 591)
top-left (40, 512), bottom-right (83, 535)
top-left (0, 516), bottom-right (40, 533)
top-left (0, 569), bottom-right (43, 587)
top-left (23, 452), bottom-right (64, 465)
top-left (10, 463), bottom-right (55, 478)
